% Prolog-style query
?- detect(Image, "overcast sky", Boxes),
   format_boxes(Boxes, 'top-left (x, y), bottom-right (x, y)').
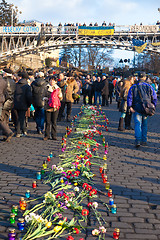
top-left (7, 0), bottom-right (160, 63)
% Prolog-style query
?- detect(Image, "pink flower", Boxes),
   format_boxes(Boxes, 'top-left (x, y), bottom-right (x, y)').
top-left (99, 226), bottom-right (107, 233)
top-left (92, 202), bottom-right (98, 209)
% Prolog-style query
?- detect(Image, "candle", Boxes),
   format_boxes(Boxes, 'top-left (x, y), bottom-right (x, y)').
top-left (11, 205), bottom-right (18, 216)
top-left (9, 213), bottom-right (15, 224)
top-left (32, 181), bottom-right (37, 189)
top-left (36, 172), bottom-right (41, 180)
top-left (25, 190), bottom-right (30, 199)
top-left (17, 218), bottom-right (25, 231)
top-left (113, 228), bottom-right (120, 239)
top-left (8, 228), bottom-right (16, 240)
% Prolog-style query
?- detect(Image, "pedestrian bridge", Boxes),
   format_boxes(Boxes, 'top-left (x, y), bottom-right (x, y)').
top-left (0, 25), bottom-right (160, 63)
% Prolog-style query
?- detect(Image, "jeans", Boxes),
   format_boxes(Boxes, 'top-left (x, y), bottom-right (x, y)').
top-left (94, 91), bottom-right (102, 105)
top-left (35, 107), bottom-right (45, 131)
top-left (133, 112), bottom-right (148, 143)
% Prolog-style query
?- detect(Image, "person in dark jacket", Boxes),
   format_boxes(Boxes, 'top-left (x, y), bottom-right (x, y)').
top-left (108, 79), bottom-right (114, 104)
top-left (0, 74), bottom-right (14, 142)
top-left (93, 76), bottom-right (103, 105)
top-left (101, 76), bottom-right (109, 106)
top-left (127, 72), bottom-right (157, 148)
top-left (14, 72), bottom-right (32, 137)
top-left (31, 72), bottom-right (46, 134)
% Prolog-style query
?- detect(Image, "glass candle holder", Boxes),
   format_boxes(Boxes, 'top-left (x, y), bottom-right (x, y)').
top-left (36, 172), bottom-right (41, 180)
top-left (113, 228), bottom-right (120, 239)
top-left (8, 228), bottom-right (16, 240)
top-left (25, 190), bottom-right (30, 199)
top-left (49, 152), bottom-right (53, 158)
top-left (109, 198), bottom-right (114, 206)
top-left (47, 156), bottom-right (50, 162)
top-left (17, 218), bottom-right (25, 231)
top-left (108, 189), bottom-right (112, 197)
top-left (19, 197), bottom-right (24, 205)
top-left (41, 169), bottom-right (45, 175)
top-left (20, 200), bottom-right (27, 211)
top-left (11, 205), bottom-right (18, 216)
top-left (32, 181), bottom-right (37, 189)
top-left (111, 204), bottom-right (117, 214)
top-left (9, 213), bottom-right (15, 224)
top-left (42, 160), bottom-right (47, 169)
top-left (105, 182), bottom-right (110, 190)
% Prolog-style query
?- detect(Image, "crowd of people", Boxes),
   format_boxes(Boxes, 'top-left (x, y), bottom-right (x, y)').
top-left (0, 67), bottom-right (158, 147)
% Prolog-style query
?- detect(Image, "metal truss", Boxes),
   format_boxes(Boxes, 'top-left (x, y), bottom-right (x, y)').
top-left (0, 26), bottom-right (160, 63)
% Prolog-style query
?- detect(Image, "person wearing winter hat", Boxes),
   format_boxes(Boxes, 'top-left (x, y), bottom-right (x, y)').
top-left (14, 72), bottom-right (32, 137)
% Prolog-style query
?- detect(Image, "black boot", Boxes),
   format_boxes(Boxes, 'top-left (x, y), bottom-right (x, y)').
top-left (118, 117), bottom-right (125, 131)
top-left (67, 115), bottom-right (71, 122)
top-left (125, 113), bottom-right (133, 130)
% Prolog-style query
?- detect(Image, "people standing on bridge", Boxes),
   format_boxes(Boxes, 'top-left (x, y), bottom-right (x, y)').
top-left (102, 21), bottom-right (107, 26)
top-left (0, 71), bottom-right (14, 142)
top-left (127, 72), bottom-right (157, 148)
top-left (118, 76), bottom-right (134, 131)
top-left (14, 72), bottom-right (32, 137)
top-left (31, 72), bottom-right (46, 134)
top-left (43, 75), bottom-right (62, 140)
top-left (101, 75), bottom-right (109, 106)
top-left (58, 72), bottom-right (78, 122)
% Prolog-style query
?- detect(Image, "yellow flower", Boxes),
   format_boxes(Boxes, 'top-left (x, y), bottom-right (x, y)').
top-left (54, 225), bottom-right (62, 232)
top-left (57, 204), bottom-right (61, 207)
top-left (46, 221), bottom-right (52, 228)
top-left (74, 183), bottom-right (78, 186)
top-left (61, 179), bottom-right (64, 183)
top-left (58, 220), bottom-right (64, 225)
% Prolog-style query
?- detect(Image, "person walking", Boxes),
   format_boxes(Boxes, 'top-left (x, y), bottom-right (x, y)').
top-left (58, 72), bottom-right (78, 122)
top-left (118, 76), bottom-right (134, 131)
top-left (43, 75), bottom-right (62, 140)
top-left (108, 78), bottom-right (114, 104)
top-left (127, 72), bottom-right (157, 148)
top-left (0, 73), bottom-right (14, 142)
top-left (14, 72), bottom-right (32, 137)
top-left (31, 72), bottom-right (46, 134)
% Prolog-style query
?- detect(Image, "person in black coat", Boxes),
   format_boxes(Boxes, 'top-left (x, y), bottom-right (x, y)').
top-left (101, 76), bottom-right (109, 106)
top-left (14, 72), bottom-right (32, 137)
top-left (108, 79), bottom-right (114, 104)
top-left (31, 72), bottom-right (46, 134)
top-left (0, 74), bottom-right (14, 142)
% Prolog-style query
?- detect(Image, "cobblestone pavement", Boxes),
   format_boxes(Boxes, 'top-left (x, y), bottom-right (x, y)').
top-left (0, 99), bottom-right (160, 240)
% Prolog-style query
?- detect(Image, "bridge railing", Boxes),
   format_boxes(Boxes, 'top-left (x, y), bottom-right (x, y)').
top-left (0, 25), bottom-right (160, 35)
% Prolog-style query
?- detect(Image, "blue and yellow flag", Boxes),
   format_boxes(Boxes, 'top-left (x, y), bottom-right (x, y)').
top-left (132, 39), bottom-right (147, 53)
top-left (56, 59), bottom-right (59, 67)
top-left (78, 26), bottom-right (114, 36)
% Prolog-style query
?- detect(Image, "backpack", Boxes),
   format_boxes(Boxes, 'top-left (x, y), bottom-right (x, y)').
top-left (48, 88), bottom-right (61, 110)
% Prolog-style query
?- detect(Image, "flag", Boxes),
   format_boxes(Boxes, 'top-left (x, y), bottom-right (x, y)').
top-left (67, 62), bottom-right (69, 68)
top-left (151, 42), bottom-right (160, 46)
top-left (132, 39), bottom-right (147, 53)
top-left (56, 59), bottom-right (59, 67)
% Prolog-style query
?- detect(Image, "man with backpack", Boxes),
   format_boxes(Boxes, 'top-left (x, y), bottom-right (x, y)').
top-left (127, 72), bottom-right (157, 148)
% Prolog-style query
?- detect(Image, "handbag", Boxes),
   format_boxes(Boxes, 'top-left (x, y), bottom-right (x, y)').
top-left (137, 85), bottom-right (155, 116)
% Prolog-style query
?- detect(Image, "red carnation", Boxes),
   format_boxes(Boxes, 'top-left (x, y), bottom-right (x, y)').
top-left (74, 227), bottom-right (79, 234)
top-left (82, 209), bottom-right (89, 216)
top-left (67, 170), bottom-right (72, 175)
top-left (86, 161), bottom-right (91, 166)
top-left (67, 236), bottom-right (74, 240)
top-left (87, 202), bottom-right (93, 207)
top-left (86, 185), bottom-right (92, 191)
top-left (89, 189), bottom-right (97, 196)
top-left (74, 171), bottom-right (80, 177)
top-left (82, 183), bottom-right (89, 189)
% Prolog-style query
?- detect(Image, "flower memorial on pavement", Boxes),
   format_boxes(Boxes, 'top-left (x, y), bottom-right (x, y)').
top-left (8, 106), bottom-right (120, 240)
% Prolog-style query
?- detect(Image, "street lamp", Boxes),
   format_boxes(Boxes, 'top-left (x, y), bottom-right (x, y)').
top-left (10, 4), bottom-right (22, 26)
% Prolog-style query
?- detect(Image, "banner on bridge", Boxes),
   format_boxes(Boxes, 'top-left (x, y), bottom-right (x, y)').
top-left (132, 38), bottom-right (147, 53)
top-left (78, 26), bottom-right (114, 36)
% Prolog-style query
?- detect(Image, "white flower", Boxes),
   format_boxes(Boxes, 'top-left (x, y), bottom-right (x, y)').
top-left (51, 165), bottom-right (56, 170)
top-left (92, 229), bottom-right (100, 236)
top-left (92, 202), bottom-right (98, 209)
top-left (74, 187), bottom-right (79, 192)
